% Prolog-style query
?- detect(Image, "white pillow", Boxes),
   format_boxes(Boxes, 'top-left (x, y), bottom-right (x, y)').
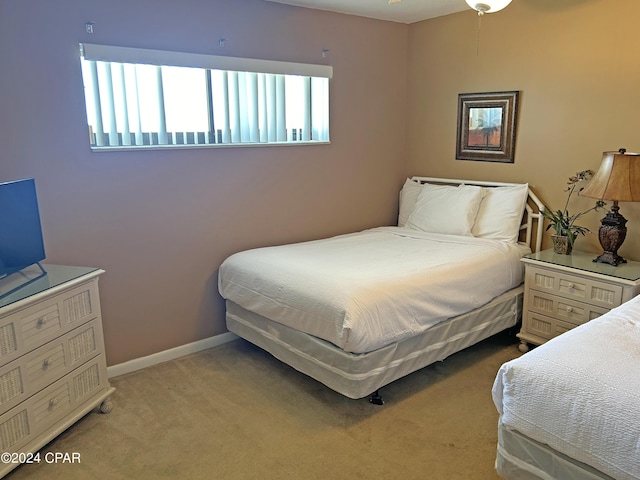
top-left (406, 184), bottom-right (485, 236)
top-left (398, 178), bottom-right (423, 227)
top-left (472, 184), bottom-right (529, 243)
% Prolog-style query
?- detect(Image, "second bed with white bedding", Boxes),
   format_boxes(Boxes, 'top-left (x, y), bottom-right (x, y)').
top-left (492, 295), bottom-right (640, 480)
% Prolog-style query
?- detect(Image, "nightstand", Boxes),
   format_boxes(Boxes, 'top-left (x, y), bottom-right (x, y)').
top-left (518, 249), bottom-right (640, 352)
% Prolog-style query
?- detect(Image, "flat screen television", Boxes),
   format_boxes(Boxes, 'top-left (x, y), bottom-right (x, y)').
top-left (0, 178), bottom-right (46, 279)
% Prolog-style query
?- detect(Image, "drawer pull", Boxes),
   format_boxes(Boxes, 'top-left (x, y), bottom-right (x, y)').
top-left (49, 398), bottom-right (58, 407)
top-left (566, 306), bottom-right (573, 313)
top-left (567, 283), bottom-right (574, 289)
top-left (37, 317), bottom-right (46, 327)
top-left (43, 358), bottom-right (51, 368)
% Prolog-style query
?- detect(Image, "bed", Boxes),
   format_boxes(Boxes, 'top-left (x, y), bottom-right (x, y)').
top-left (492, 294), bottom-right (640, 480)
top-left (218, 177), bottom-right (544, 402)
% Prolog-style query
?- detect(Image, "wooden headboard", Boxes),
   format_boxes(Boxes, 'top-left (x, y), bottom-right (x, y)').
top-left (410, 176), bottom-right (545, 253)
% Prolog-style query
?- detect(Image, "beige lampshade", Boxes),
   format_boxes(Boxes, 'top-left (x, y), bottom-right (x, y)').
top-left (580, 150), bottom-right (640, 202)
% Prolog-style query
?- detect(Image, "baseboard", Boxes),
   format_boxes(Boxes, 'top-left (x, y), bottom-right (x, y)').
top-left (106, 331), bottom-right (239, 378)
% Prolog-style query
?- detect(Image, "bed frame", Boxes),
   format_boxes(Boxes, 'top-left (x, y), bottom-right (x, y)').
top-left (225, 177), bottom-right (545, 403)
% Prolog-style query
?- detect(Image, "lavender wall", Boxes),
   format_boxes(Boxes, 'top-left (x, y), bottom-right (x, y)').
top-left (0, 0), bottom-right (408, 364)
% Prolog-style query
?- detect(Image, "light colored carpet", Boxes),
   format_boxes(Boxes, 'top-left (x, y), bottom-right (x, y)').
top-left (5, 330), bottom-right (521, 479)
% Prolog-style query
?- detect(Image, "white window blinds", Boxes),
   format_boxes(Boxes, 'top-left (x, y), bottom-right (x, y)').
top-left (79, 43), bottom-right (332, 149)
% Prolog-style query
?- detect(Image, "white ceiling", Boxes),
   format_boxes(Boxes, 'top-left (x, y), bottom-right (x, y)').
top-left (264, 0), bottom-right (472, 24)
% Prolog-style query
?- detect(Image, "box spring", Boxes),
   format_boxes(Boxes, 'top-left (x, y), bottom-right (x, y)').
top-left (496, 419), bottom-right (614, 480)
top-left (226, 286), bottom-right (523, 399)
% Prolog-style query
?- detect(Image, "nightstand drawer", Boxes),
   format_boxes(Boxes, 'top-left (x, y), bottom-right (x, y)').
top-left (521, 312), bottom-right (581, 341)
top-left (527, 289), bottom-right (608, 327)
top-left (526, 266), bottom-right (623, 309)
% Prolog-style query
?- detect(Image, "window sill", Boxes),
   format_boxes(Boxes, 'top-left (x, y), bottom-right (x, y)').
top-left (89, 140), bottom-right (331, 152)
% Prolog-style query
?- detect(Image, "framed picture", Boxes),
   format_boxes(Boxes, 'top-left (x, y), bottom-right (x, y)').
top-left (456, 91), bottom-right (520, 163)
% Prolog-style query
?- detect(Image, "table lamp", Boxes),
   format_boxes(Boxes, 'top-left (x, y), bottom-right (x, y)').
top-left (579, 148), bottom-right (640, 266)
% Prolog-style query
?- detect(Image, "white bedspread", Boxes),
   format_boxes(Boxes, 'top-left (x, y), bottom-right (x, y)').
top-left (218, 227), bottom-right (526, 353)
top-left (493, 295), bottom-right (640, 480)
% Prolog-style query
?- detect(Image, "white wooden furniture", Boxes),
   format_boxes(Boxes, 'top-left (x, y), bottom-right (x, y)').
top-left (518, 249), bottom-right (640, 352)
top-left (0, 265), bottom-right (114, 477)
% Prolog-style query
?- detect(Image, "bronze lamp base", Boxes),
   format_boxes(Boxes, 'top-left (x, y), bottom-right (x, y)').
top-left (593, 201), bottom-right (627, 266)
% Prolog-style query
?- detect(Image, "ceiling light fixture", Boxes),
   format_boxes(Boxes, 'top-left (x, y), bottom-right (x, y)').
top-left (466, 0), bottom-right (513, 55)
top-left (465, 0), bottom-right (513, 15)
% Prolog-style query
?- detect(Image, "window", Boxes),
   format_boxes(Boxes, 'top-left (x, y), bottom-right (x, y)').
top-left (79, 44), bottom-right (332, 149)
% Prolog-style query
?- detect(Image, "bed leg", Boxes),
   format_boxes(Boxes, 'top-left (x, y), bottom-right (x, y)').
top-left (369, 390), bottom-right (384, 405)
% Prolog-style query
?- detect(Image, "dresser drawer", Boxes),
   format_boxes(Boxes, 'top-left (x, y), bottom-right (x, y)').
top-left (526, 266), bottom-right (623, 309)
top-left (0, 355), bottom-right (108, 453)
top-left (521, 311), bottom-right (582, 342)
top-left (0, 281), bottom-right (100, 364)
top-left (527, 289), bottom-right (609, 327)
top-left (0, 319), bottom-right (104, 413)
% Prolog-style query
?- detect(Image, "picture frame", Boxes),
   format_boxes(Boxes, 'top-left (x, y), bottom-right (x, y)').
top-left (456, 91), bottom-right (520, 163)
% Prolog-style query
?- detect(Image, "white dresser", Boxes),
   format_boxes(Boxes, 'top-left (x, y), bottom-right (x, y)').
top-left (0, 265), bottom-right (114, 477)
top-left (518, 250), bottom-right (640, 352)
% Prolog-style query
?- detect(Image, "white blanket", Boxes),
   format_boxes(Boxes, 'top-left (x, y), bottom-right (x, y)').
top-left (493, 295), bottom-right (640, 480)
top-left (219, 227), bottom-right (526, 353)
